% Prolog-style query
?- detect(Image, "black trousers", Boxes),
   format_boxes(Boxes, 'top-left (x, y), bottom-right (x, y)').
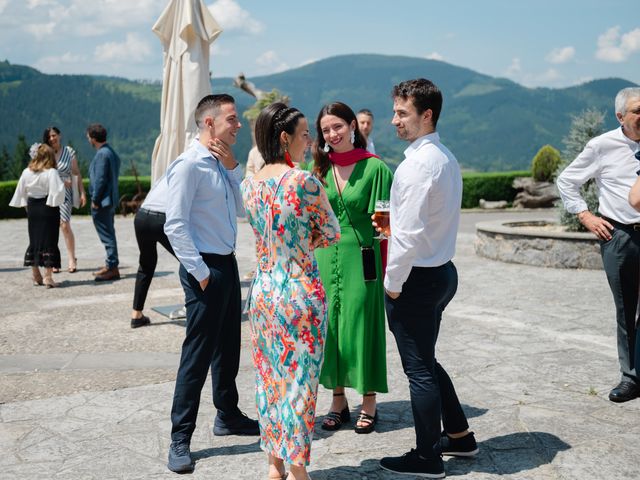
top-left (132, 208), bottom-right (175, 311)
top-left (170, 253), bottom-right (242, 442)
top-left (385, 261), bottom-right (469, 460)
top-left (600, 222), bottom-right (640, 384)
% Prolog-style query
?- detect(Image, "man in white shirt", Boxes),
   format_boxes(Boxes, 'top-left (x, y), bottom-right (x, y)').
top-left (357, 108), bottom-right (376, 154)
top-left (557, 87), bottom-right (640, 403)
top-left (377, 78), bottom-right (477, 479)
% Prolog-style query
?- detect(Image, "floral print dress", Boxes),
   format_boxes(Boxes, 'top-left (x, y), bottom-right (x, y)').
top-left (241, 169), bottom-right (340, 466)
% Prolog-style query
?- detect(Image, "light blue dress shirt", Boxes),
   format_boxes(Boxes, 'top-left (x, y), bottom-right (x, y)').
top-left (164, 139), bottom-right (244, 282)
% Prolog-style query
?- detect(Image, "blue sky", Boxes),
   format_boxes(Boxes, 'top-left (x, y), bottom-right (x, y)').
top-left (0, 0), bottom-right (638, 88)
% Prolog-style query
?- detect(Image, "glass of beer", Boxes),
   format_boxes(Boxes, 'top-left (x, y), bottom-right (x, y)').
top-left (373, 200), bottom-right (390, 239)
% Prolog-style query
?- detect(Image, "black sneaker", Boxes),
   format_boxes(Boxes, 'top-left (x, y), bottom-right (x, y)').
top-left (379, 449), bottom-right (445, 478)
top-left (440, 431), bottom-right (479, 457)
top-left (213, 411), bottom-right (259, 436)
top-left (130, 315), bottom-right (151, 329)
top-left (167, 440), bottom-right (193, 473)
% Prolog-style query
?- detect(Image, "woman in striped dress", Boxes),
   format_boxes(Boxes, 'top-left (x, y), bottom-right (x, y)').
top-left (43, 127), bottom-right (87, 273)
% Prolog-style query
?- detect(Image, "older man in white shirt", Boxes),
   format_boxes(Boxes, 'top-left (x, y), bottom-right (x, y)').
top-left (377, 79), bottom-right (477, 479)
top-left (557, 87), bottom-right (640, 404)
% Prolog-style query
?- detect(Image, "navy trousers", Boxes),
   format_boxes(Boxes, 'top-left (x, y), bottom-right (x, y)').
top-left (385, 261), bottom-right (469, 460)
top-left (170, 253), bottom-right (242, 442)
top-left (91, 205), bottom-right (118, 268)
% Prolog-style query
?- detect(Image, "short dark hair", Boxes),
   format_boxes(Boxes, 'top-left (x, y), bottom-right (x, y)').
top-left (42, 126), bottom-right (61, 146)
top-left (86, 123), bottom-right (107, 143)
top-left (357, 108), bottom-right (374, 119)
top-left (255, 102), bottom-right (304, 164)
top-left (392, 78), bottom-right (442, 128)
top-left (313, 102), bottom-right (366, 179)
top-left (195, 93), bottom-right (235, 128)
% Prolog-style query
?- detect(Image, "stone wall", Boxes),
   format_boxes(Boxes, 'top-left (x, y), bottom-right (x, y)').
top-left (474, 220), bottom-right (602, 269)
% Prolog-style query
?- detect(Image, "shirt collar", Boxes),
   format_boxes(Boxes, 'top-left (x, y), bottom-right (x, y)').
top-left (404, 132), bottom-right (440, 158)
top-left (190, 138), bottom-right (216, 161)
top-left (618, 126), bottom-right (640, 146)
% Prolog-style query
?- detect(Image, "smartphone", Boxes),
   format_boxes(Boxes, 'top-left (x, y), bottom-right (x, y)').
top-left (361, 246), bottom-right (377, 282)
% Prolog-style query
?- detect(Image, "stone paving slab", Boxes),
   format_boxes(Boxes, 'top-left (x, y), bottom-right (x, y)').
top-left (1, 211), bottom-right (639, 479)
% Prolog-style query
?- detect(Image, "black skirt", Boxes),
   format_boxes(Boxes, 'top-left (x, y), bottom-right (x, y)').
top-left (24, 197), bottom-right (61, 268)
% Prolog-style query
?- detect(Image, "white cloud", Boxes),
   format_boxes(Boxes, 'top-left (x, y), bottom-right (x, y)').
top-left (94, 33), bottom-right (153, 63)
top-left (535, 68), bottom-right (561, 83)
top-left (0, 0), bottom-right (8, 15)
top-left (256, 50), bottom-right (288, 73)
top-left (596, 26), bottom-right (640, 62)
top-left (426, 52), bottom-right (444, 61)
top-left (506, 57), bottom-right (522, 76)
top-left (546, 46), bottom-right (575, 64)
top-left (24, 22), bottom-right (56, 40)
top-left (299, 58), bottom-right (318, 67)
top-left (35, 51), bottom-right (87, 72)
top-left (209, 0), bottom-right (264, 34)
top-left (27, 0), bottom-right (58, 8)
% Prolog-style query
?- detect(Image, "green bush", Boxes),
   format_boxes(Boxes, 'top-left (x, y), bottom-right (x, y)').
top-left (1, 176), bottom-right (151, 219)
top-left (531, 145), bottom-right (561, 182)
top-left (1, 172), bottom-right (532, 218)
top-left (462, 171), bottom-right (530, 208)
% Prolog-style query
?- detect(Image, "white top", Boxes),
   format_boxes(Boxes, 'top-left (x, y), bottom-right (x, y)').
top-left (141, 175), bottom-right (169, 213)
top-left (556, 127), bottom-right (640, 224)
top-left (366, 137), bottom-right (376, 155)
top-left (384, 132), bottom-right (462, 293)
top-left (9, 167), bottom-right (65, 208)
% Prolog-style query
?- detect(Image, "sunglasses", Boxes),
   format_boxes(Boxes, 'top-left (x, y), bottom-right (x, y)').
top-left (636, 149), bottom-right (640, 175)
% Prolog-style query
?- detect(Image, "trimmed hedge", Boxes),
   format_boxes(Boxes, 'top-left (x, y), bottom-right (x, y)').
top-left (1, 176), bottom-right (151, 219)
top-left (0, 171), bottom-right (530, 218)
top-left (461, 171), bottom-right (530, 209)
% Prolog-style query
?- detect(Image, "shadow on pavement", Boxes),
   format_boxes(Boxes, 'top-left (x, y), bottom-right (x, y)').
top-left (310, 432), bottom-right (570, 479)
top-left (192, 440), bottom-right (261, 461)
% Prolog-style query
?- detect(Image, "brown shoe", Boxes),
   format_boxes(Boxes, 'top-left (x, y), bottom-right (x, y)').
top-left (95, 267), bottom-right (120, 282)
top-left (92, 266), bottom-right (109, 276)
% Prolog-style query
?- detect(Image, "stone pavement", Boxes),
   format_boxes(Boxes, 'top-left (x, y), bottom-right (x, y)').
top-left (1, 210), bottom-right (638, 479)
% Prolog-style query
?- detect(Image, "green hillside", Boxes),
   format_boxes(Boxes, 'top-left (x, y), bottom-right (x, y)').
top-left (0, 55), bottom-right (636, 178)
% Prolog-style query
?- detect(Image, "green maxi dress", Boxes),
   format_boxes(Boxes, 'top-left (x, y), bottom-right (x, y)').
top-left (315, 156), bottom-right (393, 394)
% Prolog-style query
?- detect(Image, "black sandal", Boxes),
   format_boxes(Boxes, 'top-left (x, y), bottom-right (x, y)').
top-left (321, 393), bottom-right (350, 431)
top-left (355, 393), bottom-right (377, 434)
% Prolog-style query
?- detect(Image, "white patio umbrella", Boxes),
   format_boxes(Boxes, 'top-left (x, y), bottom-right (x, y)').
top-left (150, 0), bottom-right (222, 183)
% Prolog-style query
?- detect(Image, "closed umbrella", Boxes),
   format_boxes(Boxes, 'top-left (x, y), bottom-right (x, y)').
top-left (151, 0), bottom-right (222, 183)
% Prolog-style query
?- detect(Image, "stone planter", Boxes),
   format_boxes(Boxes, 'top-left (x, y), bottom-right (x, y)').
top-left (474, 220), bottom-right (602, 269)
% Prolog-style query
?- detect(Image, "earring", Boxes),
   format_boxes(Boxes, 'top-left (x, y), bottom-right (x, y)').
top-left (323, 143), bottom-right (331, 153)
top-left (284, 142), bottom-right (294, 168)
top-left (350, 130), bottom-right (355, 144)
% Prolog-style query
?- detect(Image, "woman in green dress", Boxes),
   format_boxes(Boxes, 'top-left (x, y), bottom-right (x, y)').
top-left (313, 102), bottom-right (393, 434)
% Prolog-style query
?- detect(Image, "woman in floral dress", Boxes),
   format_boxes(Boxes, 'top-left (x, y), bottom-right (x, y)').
top-left (241, 103), bottom-right (340, 480)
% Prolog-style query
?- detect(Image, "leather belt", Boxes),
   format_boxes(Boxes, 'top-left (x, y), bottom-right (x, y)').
top-left (602, 216), bottom-right (640, 231)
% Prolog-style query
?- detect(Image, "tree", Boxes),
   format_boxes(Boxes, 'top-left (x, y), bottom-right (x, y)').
top-left (9, 135), bottom-right (31, 180)
top-left (531, 145), bottom-right (561, 182)
top-left (0, 145), bottom-right (11, 181)
top-left (556, 109), bottom-right (605, 231)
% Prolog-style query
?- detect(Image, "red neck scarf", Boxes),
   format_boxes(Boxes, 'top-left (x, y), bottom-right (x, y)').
top-left (328, 148), bottom-right (379, 166)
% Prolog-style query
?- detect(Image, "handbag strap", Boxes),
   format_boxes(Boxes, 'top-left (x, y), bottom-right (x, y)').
top-left (332, 165), bottom-right (370, 248)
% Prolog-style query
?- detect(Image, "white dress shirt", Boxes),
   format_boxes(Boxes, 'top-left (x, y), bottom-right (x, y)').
top-left (164, 139), bottom-right (244, 282)
top-left (141, 175), bottom-right (168, 213)
top-left (384, 132), bottom-right (462, 293)
top-left (9, 167), bottom-right (65, 208)
top-left (557, 127), bottom-right (640, 224)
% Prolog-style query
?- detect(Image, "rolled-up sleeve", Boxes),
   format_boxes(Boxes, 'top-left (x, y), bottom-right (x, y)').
top-left (556, 142), bottom-right (601, 214)
top-left (164, 160), bottom-right (210, 282)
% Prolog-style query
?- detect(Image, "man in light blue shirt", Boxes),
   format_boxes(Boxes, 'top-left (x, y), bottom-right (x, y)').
top-left (164, 94), bottom-right (258, 474)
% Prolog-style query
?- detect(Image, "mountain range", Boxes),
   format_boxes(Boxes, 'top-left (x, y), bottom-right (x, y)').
top-left (0, 54), bottom-right (636, 177)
